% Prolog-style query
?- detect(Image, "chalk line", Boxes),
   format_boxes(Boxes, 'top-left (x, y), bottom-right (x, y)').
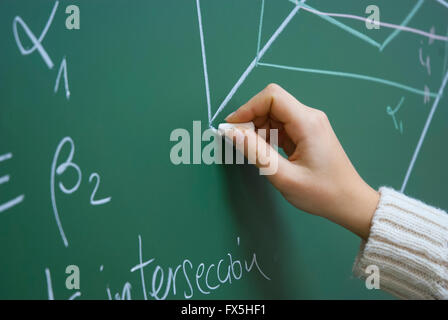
top-left (0, 153), bottom-right (12, 163)
top-left (0, 175), bottom-right (10, 185)
top-left (401, 69), bottom-right (448, 192)
top-left (436, 0), bottom-right (448, 9)
top-left (69, 292), bottom-right (81, 300)
top-left (256, 0), bottom-right (265, 63)
top-left (443, 27), bottom-right (448, 80)
top-left (286, 0), bottom-right (433, 51)
top-left (293, 1), bottom-right (447, 44)
top-left (0, 195), bottom-right (24, 214)
top-left (196, 0), bottom-right (212, 125)
top-left (257, 62), bottom-right (438, 98)
top-left (50, 137), bottom-right (72, 248)
top-left (45, 268), bottom-right (54, 300)
top-left (290, 1), bottom-right (381, 48)
top-left (210, 0), bottom-right (307, 124)
top-left (380, 0), bottom-right (424, 51)
top-left (136, 235), bottom-right (149, 300)
top-left (54, 57), bottom-right (70, 99)
top-left (12, 1), bottom-right (58, 69)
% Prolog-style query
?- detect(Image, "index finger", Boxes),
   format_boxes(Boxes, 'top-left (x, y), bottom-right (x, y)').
top-left (225, 83), bottom-right (306, 126)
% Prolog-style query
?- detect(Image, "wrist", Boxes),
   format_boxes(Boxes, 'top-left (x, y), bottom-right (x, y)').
top-left (330, 180), bottom-right (380, 240)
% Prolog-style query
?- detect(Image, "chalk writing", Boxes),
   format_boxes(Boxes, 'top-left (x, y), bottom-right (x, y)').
top-left (45, 267), bottom-right (81, 300)
top-left (51, 137), bottom-right (111, 247)
top-left (386, 97), bottom-right (405, 134)
top-left (0, 153), bottom-right (25, 214)
top-left (130, 235), bottom-right (270, 300)
top-left (13, 1), bottom-right (71, 100)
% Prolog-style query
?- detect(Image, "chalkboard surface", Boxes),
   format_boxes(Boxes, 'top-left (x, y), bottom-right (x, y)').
top-left (1, 0), bottom-right (448, 299)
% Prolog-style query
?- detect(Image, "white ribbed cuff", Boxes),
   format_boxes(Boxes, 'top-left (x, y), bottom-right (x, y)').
top-left (353, 187), bottom-right (448, 299)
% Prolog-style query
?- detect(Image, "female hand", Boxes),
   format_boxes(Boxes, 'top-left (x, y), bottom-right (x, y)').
top-left (224, 84), bottom-right (379, 240)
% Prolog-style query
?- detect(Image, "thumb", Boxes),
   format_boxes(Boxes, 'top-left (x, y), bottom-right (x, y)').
top-left (222, 126), bottom-right (291, 188)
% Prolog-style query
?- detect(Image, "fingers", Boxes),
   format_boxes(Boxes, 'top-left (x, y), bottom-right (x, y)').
top-left (225, 83), bottom-right (306, 127)
top-left (222, 126), bottom-right (293, 189)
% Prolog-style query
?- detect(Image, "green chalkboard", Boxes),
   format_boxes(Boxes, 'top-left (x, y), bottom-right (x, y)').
top-left (1, 0), bottom-right (448, 299)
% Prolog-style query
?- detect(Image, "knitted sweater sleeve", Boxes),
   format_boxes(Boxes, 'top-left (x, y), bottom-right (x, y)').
top-left (352, 187), bottom-right (448, 299)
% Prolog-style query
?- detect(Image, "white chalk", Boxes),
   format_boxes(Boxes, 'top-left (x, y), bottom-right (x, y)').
top-left (217, 122), bottom-right (255, 136)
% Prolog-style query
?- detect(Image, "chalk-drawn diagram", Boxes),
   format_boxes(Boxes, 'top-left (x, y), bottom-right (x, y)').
top-left (195, 0), bottom-right (448, 193)
top-left (51, 136), bottom-right (112, 247)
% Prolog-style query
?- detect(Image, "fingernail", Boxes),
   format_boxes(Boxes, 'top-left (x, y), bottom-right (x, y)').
top-left (225, 111), bottom-right (236, 121)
